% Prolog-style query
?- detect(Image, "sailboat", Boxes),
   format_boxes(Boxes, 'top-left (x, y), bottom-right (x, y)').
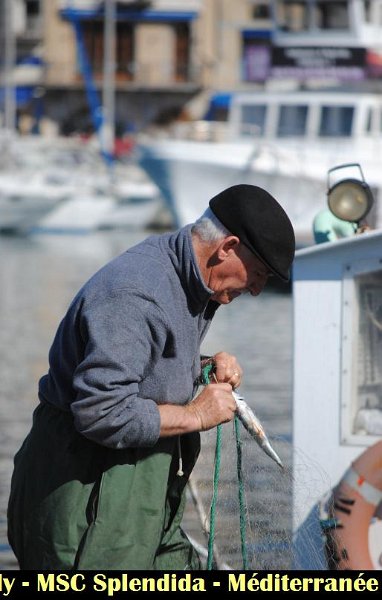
top-left (0, 0), bottom-right (162, 234)
top-left (0, 0), bottom-right (71, 232)
top-left (34, 0), bottom-right (163, 234)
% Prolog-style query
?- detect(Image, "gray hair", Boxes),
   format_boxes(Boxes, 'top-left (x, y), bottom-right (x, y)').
top-left (191, 207), bottom-right (231, 242)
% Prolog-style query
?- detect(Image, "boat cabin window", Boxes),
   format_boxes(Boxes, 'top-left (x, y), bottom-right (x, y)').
top-left (277, 104), bottom-right (308, 136)
top-left (319, 105), bottom-right (353, 137)
top-left (239, 104), bottom-right (267, 137)
top-left (341, 266), bottom-right (382, 443)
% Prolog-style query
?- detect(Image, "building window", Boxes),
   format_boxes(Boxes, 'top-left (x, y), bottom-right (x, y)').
top-left (314, 1), bottom-right (349, 30)
top-left (251, 3), bottom-right (271, 19)
top-left (276, 1), bottom-right (309, 32)
top-left (116, 22), bottom-right (134, 80)
top-left (276, 0), bottom-right (350, 31)
top-left (24, 0), bottom-right (42, 37)
top-left (26, 0), bottom-right (41, 16)
top-left (82, 20), bottom-right (134, 80)
top-left (82, 21), bottom-right (104, 76)
top-left (174, 23), bottom-right (190, 82)
top-left (364, 0), bottom-right (371, 22)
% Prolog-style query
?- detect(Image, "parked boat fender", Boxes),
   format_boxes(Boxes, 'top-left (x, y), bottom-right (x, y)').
top-left (323, 441), bottom-right (382, 569)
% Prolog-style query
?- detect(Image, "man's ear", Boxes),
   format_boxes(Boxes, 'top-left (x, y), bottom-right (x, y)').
top-left (217, 236), bottom-right (240, 260)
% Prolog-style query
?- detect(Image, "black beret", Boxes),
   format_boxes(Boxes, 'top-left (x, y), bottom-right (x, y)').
top-left (209, 184), bottom-right (295, 282)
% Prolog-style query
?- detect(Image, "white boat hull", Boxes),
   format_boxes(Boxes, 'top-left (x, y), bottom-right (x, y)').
top-left (0, 194), bottom-right (65, 232)
top-left (138, 90), bottom-right (382, 247)
top-left (33, 193), bottom-right (162, 234)
top-left (0, 134), bottom-right (163, 234)
top-left (0, 173), bottom-right (71, 232)
top-left (33, 181), bottom-right (162, 234)
top-left (138, 136), bottom-right (382, 248)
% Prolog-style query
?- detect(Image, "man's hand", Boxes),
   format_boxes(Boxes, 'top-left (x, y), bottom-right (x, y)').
top-left (210, 351), bottom-right (243, 389)
top-left (158, 382), bottom-right (237, 437)
top-left (158, 352), bottom-right (243, 437)
top-left (186, 383), bottom-right (237, 431)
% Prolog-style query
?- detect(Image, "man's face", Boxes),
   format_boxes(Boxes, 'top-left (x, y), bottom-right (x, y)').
top-left (210, 242), bottom-right (272, 305)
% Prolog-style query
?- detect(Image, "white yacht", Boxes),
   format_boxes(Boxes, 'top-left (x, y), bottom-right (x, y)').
top-left (137, 0), bottom-right (382, 246)
top-left (137, 88), bottom-right (382, 246)
top-left (0, 135), bottom-right (77, 233)
top-left (0, 135), bottom-right (162, 234)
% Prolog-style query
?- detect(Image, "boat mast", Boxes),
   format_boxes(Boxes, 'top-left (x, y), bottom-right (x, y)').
top-left (101, 0), bottom-right (116, 167)
top-left (2, 0), bottom-right (16, 135)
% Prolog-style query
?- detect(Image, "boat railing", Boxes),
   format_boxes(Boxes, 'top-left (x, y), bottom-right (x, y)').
top-left (142, 120), bottom-right (232, 143)
top-left (237, 123), bottom-right (263, 138)
top-left (140, 120), bottom-right (267, 143)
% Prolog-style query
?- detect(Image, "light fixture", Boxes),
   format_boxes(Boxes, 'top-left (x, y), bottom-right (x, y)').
top-left (327, 163), bottom-right (374, 225)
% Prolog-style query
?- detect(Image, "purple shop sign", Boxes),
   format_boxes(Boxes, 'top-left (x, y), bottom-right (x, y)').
top-left (244, 45), bottom-right (272, 82)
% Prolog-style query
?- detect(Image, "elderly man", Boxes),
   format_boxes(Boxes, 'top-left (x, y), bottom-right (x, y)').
top-left (8, 184), bottom-right (295, 570)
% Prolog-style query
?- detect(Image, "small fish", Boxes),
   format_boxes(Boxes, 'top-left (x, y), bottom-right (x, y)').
top-left (232, 391), bottom-right (284, 469)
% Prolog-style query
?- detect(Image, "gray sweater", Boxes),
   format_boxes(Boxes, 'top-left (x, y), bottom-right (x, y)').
top-left (38, 225), bottom-right (218, 449)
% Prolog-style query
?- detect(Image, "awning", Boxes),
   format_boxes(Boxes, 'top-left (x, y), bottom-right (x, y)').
top-left (61, 8), bottom-right (198, 22)
top-left (242, 29), bottom-right (272, 40)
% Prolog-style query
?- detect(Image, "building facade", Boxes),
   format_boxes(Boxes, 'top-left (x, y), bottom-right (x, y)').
top-left (1, 0), bottom-right (274, 134)
top-left (2, 1), bottom-right (382, 136)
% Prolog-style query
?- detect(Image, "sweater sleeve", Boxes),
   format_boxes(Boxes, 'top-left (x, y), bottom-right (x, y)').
top-left (70, 290), bottom-right (167, 449)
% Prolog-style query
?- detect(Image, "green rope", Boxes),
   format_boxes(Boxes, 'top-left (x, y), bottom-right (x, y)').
top-left (207, 418), bottom-right (248, 570)
top-left (207, 423), bottom-right (222, 570)
top-left (234, 414), bottom-right (248, 569)
top-left (201, 362), bottom-right (248, 570)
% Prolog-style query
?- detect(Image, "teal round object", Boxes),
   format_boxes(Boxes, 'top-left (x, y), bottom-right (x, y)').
top-left (313, 209), bottom-right (357, 244)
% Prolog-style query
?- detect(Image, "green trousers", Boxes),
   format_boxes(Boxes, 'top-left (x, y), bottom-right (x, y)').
top-left (8, 402), bottom-right (201, 570)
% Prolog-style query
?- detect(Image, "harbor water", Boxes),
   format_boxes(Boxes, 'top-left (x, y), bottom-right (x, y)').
top-left (0, 228), bottom-right (294, 570)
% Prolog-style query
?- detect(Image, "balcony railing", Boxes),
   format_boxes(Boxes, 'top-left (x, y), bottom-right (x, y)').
top-left (44, 59), bottom-right (202, 87)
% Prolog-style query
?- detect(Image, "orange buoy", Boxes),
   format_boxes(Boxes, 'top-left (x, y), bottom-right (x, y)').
top-left (321, 441), bottom-right (382, 570)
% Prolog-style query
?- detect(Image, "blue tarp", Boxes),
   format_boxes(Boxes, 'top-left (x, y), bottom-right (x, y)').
top-left (0, 55), bottom-right (44, 107)
top-left (18, 55), bottom-right (44, 66)
top-left (203, 92), bottom-right (232, 120)
top-left (0, 86), bottom-right (36, 107)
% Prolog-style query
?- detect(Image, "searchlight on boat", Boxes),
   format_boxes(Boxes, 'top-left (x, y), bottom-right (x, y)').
top-left (327, 163), bottom-right (374, 225)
